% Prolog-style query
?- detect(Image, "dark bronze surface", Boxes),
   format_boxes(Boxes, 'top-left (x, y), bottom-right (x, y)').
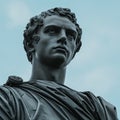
top-left (0, 7), bottom-right (118, 120)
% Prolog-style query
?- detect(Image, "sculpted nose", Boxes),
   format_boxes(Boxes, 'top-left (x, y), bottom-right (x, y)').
top-left (57, 30), bottom-right (67, 45)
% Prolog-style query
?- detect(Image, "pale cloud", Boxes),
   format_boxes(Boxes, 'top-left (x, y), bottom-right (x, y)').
top-left (5, 0), bottom-right (31, 27)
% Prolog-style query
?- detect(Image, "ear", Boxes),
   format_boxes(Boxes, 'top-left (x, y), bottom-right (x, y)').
top-left (32, 34), bottom-right (40, 48)
top-left (27, 35), bottom-right (40, 62)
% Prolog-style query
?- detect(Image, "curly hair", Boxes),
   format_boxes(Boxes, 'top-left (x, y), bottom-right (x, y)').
top-left (23, 7), bottom-right (82, 62)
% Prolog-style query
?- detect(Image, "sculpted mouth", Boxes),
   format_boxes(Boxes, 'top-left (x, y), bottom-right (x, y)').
top-left (53, 46), bottom-right (68, 56)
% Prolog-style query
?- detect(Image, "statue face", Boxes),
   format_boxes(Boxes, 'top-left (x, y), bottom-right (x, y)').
top-left (34, 15), bottom-right (77, 68)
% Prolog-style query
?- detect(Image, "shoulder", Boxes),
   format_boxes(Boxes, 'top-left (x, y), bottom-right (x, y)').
top-left (4, 75), bottom-right (23, 86)
top-left (0, 76), bottom-right (29, 119)
top-left (97, 96), bottom-right (118, 119)
top-left (0, 76), bottom-right (24, 99)
top-left (80, 91), bottom-right (118, 120)
top-left (0, 76), bottom-right (23, 120)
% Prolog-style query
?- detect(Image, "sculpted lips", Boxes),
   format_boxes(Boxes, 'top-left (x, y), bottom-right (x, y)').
top-left (53, 46), bottom-right (69, 56)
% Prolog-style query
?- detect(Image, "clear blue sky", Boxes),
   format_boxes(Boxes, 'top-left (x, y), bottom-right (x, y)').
top-left (0, 0), bottom-right (120, 118)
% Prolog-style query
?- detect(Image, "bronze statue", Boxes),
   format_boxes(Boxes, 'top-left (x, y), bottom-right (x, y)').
top-left (0, 7), bottom-right (118, 120)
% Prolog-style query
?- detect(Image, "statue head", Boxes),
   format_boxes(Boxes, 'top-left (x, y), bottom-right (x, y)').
top-left (23, 7), bottom-right (82, 62)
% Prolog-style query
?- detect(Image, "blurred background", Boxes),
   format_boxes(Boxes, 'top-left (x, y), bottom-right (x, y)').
top-left (0, 0), bottom-right (120, 118)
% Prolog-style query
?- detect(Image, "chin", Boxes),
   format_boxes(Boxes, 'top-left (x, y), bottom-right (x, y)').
top-left (50, 55), bottom-right (67, 68)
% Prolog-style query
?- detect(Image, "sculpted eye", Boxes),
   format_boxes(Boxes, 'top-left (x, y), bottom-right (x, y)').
top-left (67, 35), bottom-right (74, 40)
top-left (66, 30), bottom-right (76, 41)
top-left (44, 26), bottom-right (60, 35)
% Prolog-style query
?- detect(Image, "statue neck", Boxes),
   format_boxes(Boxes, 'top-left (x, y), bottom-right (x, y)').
top-left (29, 59), bottom-right (66, 84)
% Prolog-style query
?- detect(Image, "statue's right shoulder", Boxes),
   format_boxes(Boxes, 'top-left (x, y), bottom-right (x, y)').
top-left (4, 75), bottom-right (23, 86)
top-left (0, 75), bottom-right (21, 93)
top-left (0, 76), bottom-right (24, 120)
top-left (0, 75), bottom-right (24, 96)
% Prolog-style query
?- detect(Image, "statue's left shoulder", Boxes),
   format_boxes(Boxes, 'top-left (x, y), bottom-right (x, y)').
top-left (80, 91), bottom-right (118, 119)
top-left (97, 96), bottom-right (118, 120)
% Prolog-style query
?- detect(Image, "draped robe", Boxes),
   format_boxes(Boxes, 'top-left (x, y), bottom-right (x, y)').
top-left (0, 76), bottom-right (118, 120)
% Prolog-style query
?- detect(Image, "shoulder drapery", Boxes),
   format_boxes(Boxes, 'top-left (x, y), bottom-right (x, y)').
top-left (0, 77), bottom-right (118, 120)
